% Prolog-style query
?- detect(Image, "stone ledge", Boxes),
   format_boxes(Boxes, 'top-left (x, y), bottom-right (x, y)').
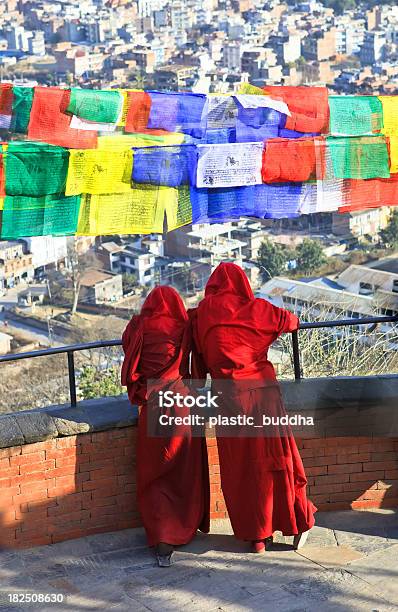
top-left (0, 375), bottom-right (397, 449)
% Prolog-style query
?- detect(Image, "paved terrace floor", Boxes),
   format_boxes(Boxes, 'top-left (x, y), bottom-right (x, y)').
top-left (0, 510), bottom-right (397, 612)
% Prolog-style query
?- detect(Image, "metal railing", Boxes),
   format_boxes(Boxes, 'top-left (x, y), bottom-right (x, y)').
top-left (1, 315), bottom-right (397, 407)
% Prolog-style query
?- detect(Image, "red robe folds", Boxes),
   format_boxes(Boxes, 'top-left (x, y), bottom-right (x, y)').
top-left (190, 263), bottom-right (316, 541)
top-left (122, 286), bottom-right (209, 547)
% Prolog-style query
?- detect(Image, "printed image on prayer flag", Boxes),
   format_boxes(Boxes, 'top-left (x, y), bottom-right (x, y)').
top-left (11, 86), bottom-right (34, 134)
top-left (132, 145), bottom-right (197, 187)
top-left (67, 89), bottom-right (123, 124)
top-left (66, 149), bottom-right (133, 195)
top-left (263, 86), bottom-right (329, 133)
top-left (27, 87), bottom-right (97, 149)
top-left (197, 142), bottom-right (263, 188)
top-left (327, 135), bottom-right (390, 179)
top-left (1, 194), bottom-right (81, 238)
top-left (262, 137), bottom-right (326, 183)
top-left (329, 96), bottom-right (383, 136)
top-left (204, 96), bottom-right (238, 129)
top-left (5, 142), bottom-right (69, 197)
top-left (0, 84), bottom-right (13, 129)
top-left (379, 96), bottom-right (398, 136)
top-left (76, 185), bottom-right (175, 235)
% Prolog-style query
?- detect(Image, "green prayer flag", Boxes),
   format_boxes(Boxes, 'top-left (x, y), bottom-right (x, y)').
top-left (327, 136), bottom-right (390, 180)
top-left (1, 193), bottom-right (81, 238)
top-left (67, 88), bottom-right (122, 124)
top-left (329, 96), bottom-right (383, 136)
top-left (5, 142), bottom-right (69, 197)
top-left (11, 86), bottom-right (34, 134)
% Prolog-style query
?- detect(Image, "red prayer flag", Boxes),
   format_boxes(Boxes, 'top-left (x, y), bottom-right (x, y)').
top-left (339, 174), bottom-right (398, 212)
top-left (27, 87), bottom-right (97, 149)
top-left (0, 84), bottom-right (13, 116)
top-left (263, 86), bottom-right (329, 133)
top-left (262, 136), bottom-right (326, 183)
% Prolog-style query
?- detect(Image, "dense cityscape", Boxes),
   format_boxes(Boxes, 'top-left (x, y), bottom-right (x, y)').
top-left (1, 0), bottom-right (398, 408)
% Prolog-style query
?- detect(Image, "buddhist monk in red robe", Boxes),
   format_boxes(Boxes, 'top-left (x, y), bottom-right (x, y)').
top-left (121, 286), bottom-right (209, 566)
top-left (190, 262), bottom-right (316, 553)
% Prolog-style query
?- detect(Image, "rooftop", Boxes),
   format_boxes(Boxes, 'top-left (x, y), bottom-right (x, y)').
top-left (1, 511), bottom-right (397, 610)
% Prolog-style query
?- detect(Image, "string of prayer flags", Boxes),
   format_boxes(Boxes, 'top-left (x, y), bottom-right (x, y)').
top-left (263, 86), bottom-right (329, 134)
top-left (5, 142), bottom-right (69, 197)
top-left (27, 87), bottom-right (97, 149)
top-left (327, 135), bottom-right (390, 179)
top-left (11, 86), bottom-right (34, 134)
top-left (67, 88), bottom-right (123, 124)
top-left (0, 84), bottom-right (13, 129)
top-left (0, 194), bottom-right (80, 238)
top-left (132, 144), bottom-right (197, 187)
top-left (329, 96), bottom-right (383, 136)
top-left (196, 142), bottom-right (263, 188)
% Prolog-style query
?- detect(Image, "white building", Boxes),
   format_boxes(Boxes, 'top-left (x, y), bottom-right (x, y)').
top-left (20, 237), bottom-right (67, 272)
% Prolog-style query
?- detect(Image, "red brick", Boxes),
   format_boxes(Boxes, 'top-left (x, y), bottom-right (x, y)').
top-left (10, 452), bottom-right (45, 466)
top-left (336, 453), bottom-right (371, 464)
top-left (20, 460), bottom-right (56, 475)
top-left (21, 440), bottom-right (56, 454)
top-left (302, 438), bottom-right (326, 448)
top-left (46, 447), bottom-right (78, 460)
top-left (305, 466), bottom-right (328, 476)
top-left (56, 436), bottom-right (78, 448)
top-left (20, 480), bottom-right (55, 495)
top-left (79, 459), bottom-right (114, 472)
top-left (385, 469), bottom-right (398, 479)
top-left (310, 493), bottom-right (330, 504)
top-left (0, 466), bottom-right (20, 479)
top-left (210, 511), bottom-right (228, 519)
top-left (83, 477), bottom-right (115, 492)
top-left (91, 496), bottom-right (117, 508)
top-left (0, 486), bottom-right (21, 501)
top-left (303, 455), bottom-right (337, 468)
top-left (309, 483), bottom-right (344, 495)
top-left (55, 456), bottom-right (77, 468)
top-left (328, 463), bottom-right (363, 475)
top-left (363, 461), bottom-right (398, 472)
top-left (350, 470), bottom-right (384, 482)
top-left (91, 485), bottom-right (119, 499)
top-left (0, 477), bottom-right (11, 488)
top-left (327, 446), bottom-right (358, 456)
top-left (316, 501), bottom-right (350, 511)
top-left (371, 452), bottom-right (398, 462)
top-left (89, 467), bottom-right (116, 480)
top-left (343, 481), bottom-right (378, 492)
top-left (312, 473), bottom-right (350, 485)
top-left (0, 447), bottom-right (22, 459)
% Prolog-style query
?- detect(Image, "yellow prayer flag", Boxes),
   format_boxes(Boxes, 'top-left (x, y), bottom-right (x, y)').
top-left (0, 198), bottom-right (4, 211)
top-left (97, 132), bottom-right (184, 151)
top-left (379, 96), bottom-right (398, 136)
top-left (237, 83), bottom-right (266, 96)
top-left (166, 186), bottom-right (192, 231)
top-left (66, 149), bottom-right (133, 196)
top-left (389, 136), bottom-right (398, 173)
top-left (76, 186), bottom-right (178, 235)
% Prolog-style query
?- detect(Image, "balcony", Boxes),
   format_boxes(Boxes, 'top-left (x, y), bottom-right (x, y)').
top-left (0, 316), bottom-right (397, 608)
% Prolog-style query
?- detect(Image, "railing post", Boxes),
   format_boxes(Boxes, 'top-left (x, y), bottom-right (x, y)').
top-left (67, 351), bottom-right (77, 407)
top-left (291, 330), bottom-right (302, 380)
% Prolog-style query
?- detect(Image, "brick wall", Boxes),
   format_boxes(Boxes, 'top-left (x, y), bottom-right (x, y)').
top-left (1, 427), bottom-right (398, 549)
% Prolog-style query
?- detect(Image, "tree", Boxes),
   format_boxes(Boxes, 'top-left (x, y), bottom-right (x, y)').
top-left (257, 239), bottom-right (287, 281)
top-left (380, 210), bottom-right (398, 249)
top-left (78, 365), bottom-right (123, 401)
top-left (122, 273), bottom-right (138, 294)
top-left (296, 239), bottom-right (326, 275)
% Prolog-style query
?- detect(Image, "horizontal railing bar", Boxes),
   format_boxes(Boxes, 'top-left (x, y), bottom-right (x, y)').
top-left (0, 314), bottom-right (397, 365)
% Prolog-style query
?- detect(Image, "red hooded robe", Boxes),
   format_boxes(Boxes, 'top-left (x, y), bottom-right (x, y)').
top-left (190, 263), bottom-right (316, 541)
top-left (122, 286), bottom-right (210, 547)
